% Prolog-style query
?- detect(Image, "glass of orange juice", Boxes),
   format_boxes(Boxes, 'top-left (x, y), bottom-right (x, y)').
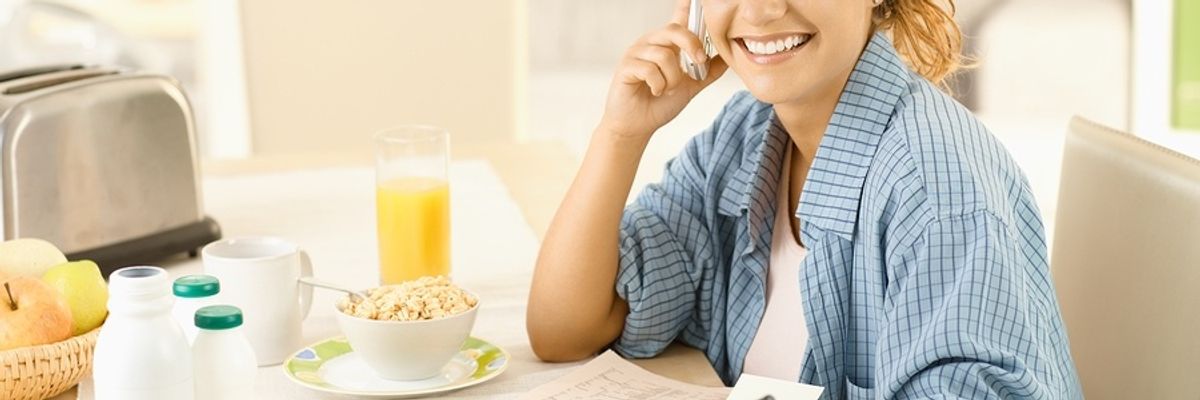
top-left (374, 126), bottom-right (450, 284)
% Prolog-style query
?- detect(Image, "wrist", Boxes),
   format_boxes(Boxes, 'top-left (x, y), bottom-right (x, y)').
top-left (588, 124), bottom-right (650, 167)
top-left (594, 123), bottom-right (651, 149)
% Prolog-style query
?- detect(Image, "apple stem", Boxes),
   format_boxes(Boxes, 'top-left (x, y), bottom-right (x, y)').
top-left (3, 282), bottom-right (15, 311)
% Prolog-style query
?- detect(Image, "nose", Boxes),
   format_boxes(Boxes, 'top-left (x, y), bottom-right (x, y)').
top-left (739, 0), bottom-right (787, 26)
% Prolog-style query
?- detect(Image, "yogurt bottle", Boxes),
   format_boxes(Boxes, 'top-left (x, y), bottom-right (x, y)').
top-left (93, 266), bottom-right (194, 400)
top-left (193, 305), bottom-right (258, 400)
top-left (172, 274), bottom-right (220, 343)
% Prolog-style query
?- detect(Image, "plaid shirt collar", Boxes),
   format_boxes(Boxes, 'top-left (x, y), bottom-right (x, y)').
top-left (717, 32), bottom-right (912, 248)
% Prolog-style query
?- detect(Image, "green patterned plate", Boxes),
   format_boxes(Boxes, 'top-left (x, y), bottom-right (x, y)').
top-left (284, 336), bottom-right (509, 398)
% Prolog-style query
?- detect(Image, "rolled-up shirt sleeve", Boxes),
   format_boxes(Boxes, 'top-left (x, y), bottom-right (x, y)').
top-left (612, 125), bottom-right (722, 359)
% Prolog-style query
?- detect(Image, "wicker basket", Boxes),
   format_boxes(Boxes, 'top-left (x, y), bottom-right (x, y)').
top-left (0, 327), bottom-right (100, 400)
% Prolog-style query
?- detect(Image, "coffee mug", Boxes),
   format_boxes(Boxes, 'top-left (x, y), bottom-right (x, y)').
top-left (202, 237), bottom-right (313, 365)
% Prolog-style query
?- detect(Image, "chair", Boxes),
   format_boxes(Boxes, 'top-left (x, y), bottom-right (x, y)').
top-left (1052, 116), bottom-right (1200, 399)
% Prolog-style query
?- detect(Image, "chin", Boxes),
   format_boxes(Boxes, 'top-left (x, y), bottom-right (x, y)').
top-left (744, 88), bottom-right (793, 105)
top-left (740, 75), bottom-right (809, 106)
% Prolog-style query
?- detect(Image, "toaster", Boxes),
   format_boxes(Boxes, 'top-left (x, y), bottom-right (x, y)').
top-left (0, 64), bottom-right (221, 276)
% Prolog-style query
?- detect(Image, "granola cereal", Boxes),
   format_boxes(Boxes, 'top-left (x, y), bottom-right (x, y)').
top-left (339, 276), bottom-right (478, 321)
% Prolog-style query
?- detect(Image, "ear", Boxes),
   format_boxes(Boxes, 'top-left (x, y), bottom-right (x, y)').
top-left (868, 0), bottom-right (886, 22)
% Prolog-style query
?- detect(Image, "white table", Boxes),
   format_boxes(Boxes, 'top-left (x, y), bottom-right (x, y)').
top-left (74, 161), bottom-right (579, 399)
top-left (69, 156), bottom-right (723, 399)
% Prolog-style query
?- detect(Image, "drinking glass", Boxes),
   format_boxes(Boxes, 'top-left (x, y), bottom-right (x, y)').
top-left (374, 126), bottom-right (450, 284)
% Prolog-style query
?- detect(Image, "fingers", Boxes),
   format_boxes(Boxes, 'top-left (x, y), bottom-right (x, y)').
top-left (671, 0), bottom-right (690, 26)
top-left (699, 56), bottom-right (728, 87)
top-left (620, 59), bottom-right (667, 96)
top-left (630, 45), bottom-right (685, 91)
top-left (641, 23), bottom-right (708, 70)
top-left (616, 16), bottom-right (720, 98)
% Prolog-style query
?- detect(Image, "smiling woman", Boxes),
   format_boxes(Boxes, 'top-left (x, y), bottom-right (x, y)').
top-left (527, 0), bottom-right (1081, 398)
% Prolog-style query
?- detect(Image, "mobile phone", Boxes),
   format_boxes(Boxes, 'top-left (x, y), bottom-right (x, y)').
top-left (680, 0), bottom-right (716, 81)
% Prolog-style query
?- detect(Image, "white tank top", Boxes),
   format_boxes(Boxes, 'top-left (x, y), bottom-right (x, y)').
top-left (742, 147), bottom-right (809, 381)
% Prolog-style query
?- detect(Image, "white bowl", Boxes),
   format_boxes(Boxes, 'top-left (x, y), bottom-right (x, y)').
top-left (334, 293), bottom-right (479, 381)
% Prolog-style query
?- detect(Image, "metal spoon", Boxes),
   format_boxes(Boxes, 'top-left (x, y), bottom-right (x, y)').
top-left (298, 276), bottom-right (369, 302)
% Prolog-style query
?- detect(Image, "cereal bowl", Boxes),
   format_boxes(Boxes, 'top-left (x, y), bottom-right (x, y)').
top-left (334, 279), bottom-right (479, 381)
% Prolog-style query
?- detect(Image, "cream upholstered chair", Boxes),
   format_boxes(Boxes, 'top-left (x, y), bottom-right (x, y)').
top-left (1051, 116), bottom-right (1200, 399)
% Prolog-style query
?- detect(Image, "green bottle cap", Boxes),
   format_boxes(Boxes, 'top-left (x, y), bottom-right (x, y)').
top-left (194, 305), bottom-right (244, 330)
top-left (173, 275), bottom-right (220, 298)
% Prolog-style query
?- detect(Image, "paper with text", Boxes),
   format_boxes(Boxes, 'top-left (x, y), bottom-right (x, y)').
top-left (520, 351), bottom-right (731, 400)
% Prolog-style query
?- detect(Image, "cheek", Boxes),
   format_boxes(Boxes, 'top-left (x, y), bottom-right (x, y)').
top-left (814, 28), bottom-right (873, 82)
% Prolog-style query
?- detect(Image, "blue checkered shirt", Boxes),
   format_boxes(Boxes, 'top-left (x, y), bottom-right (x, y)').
top-left (612, 33), bottom-right (1082, 399)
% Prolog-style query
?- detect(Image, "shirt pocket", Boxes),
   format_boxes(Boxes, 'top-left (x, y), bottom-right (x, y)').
top-left (844, 377), bottom-right (876, 400)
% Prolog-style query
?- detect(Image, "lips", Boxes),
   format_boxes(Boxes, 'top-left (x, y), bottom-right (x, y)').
top-left (732, 32), bottom-right (815, 65)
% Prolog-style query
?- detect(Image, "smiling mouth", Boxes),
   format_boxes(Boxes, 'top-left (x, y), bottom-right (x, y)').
top-left (736, 33), bottom-right (813, 57)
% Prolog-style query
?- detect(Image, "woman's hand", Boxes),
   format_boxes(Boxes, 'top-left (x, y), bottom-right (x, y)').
top-left (598, 0), bottom-right (728, 141)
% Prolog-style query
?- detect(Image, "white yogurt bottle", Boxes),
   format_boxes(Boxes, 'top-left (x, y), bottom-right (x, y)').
top-left (193, 305), bottom-right (258, 400)
top-left (93, 266), bottom-right (194, 400)
top-left (172, 274), bottom-right (220, 343)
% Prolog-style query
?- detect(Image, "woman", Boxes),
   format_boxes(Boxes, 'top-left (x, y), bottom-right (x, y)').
top-left (527, 0), bottom-right (1081, 398)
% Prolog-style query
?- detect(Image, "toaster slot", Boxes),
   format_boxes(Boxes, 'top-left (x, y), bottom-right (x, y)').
top-left (2, 70), bottom-right (118, 95)
top-left (0, 64), bottom-right (85, 84)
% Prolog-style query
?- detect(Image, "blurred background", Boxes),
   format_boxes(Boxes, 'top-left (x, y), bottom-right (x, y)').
top-left (0, 0), bottom-right (1195, 239)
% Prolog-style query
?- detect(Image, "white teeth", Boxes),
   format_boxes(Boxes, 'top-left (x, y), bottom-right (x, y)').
top-left (743, 34), bottom-right (808, 56)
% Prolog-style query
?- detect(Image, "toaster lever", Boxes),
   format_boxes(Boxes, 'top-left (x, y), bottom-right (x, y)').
top-left (0, 64), bottom-right (85, 84)
top-left (3, 70), bottom-right (117, 95)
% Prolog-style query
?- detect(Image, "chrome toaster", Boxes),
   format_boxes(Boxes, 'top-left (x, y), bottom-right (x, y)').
top-left (0, 65), bottom-right (220, 275)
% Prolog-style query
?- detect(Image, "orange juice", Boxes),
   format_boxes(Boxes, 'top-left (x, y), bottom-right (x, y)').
top-left (376, 177), bottom-right (450, 284)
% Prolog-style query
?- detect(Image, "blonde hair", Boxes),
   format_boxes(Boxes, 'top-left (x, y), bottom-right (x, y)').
top-left (873, 0), bottom-right (966, 87)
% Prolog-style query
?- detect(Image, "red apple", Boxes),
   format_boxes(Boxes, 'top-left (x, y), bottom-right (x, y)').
top-left (0, 277), bottom-right (73, 351)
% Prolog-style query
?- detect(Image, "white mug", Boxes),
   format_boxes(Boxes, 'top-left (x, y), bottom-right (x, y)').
top-left (202, 237), bottom-right (313, 365)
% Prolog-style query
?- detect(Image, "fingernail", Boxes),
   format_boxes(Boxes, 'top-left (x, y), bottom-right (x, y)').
top-left (695, 51), bottom-right (708, 64)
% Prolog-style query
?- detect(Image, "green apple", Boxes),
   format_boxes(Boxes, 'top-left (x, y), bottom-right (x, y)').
top-left (0, 277), bottom-right (73, 350)
top-left (42, 260), bottom-right (108, 335)
top-left (0, 238), bottom-right (67, 278)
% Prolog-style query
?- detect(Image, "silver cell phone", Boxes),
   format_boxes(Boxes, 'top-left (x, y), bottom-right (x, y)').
top-left (680, 0), bottom-right (716, 81)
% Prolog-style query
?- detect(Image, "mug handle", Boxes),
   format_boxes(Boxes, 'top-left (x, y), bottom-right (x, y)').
top-left (298, 250), bottom-right (314, 320)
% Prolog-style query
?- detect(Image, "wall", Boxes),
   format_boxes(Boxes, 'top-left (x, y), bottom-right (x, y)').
top-left (239, 0), bottom-right (524, 156)
top-left (529, 0), bottom-right (670, 70)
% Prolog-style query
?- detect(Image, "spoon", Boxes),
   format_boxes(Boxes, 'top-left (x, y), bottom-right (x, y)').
top-left (298, 276), bottom-right (369, 303)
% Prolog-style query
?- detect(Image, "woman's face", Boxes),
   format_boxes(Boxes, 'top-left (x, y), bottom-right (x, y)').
top-left (703, 0), bottom-right (876, 105)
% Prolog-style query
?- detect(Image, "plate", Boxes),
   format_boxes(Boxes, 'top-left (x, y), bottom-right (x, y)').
top-left (284, 336), bottom-right (509, 398)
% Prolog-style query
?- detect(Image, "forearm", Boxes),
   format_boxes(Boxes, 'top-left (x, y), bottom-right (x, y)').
top-left (527, 127), bottom-right (647, 361)
top-left (527, 0), bottom-right (725, 360)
